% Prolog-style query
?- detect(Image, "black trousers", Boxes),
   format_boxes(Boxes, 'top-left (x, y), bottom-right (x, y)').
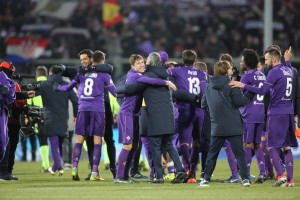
top-left (37, 122), bottom-right (48, 147)
top-left (86, 107), bottom-right (116, 170)
top-left (63, 130), bottom-right (73, 164)
top-left (204, 135), bottom-right (248, 181)
top-left (21, 134), bottom-right (36, 161)
top-left (149, 134), bottom-right (184, 179)
top-left (0, 123), bottom-right (21, 175)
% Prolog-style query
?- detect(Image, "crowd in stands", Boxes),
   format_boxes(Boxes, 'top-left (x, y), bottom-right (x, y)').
top-left (0, 0), bottom-right (300, 60)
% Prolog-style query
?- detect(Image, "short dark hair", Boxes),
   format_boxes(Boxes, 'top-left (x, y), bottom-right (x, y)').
top-left (50, 65), bottom-right (63, 74)
top-left (182, 50), bottom-right (197, 66)
top-left (36, 66), bottom-right (48, 77)
top-left (242, 49), bottom-right (259, 69)
top-left (219, 53), bottom-right (233, 65)
top-left (195, 62), bottom-right (207, 71)
top-left (92, 50), bottom-right (106, 63)
top-left (129, 54), bottom-right (143, 66)
top-left (264, 47), bottom-right (281, 60)
top-left (265, 45), bottom-right (282, 56)
top-left (214, 61), bottom-right (230, 76)
top-left (78, 49), bottom-right (93, 58)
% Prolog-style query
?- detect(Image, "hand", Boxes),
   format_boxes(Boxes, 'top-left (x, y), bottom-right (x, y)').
top-left (165, 61), bottom-right (177, 69)
top-left (166, 61), bottom-right (177, 65)
top-left (73, 117), bottom-right (76, 124)
top-left (27, 90), bottom-right (35, 98)
top-left (229, 81), bottom-right (245, 88)
top-left (53, 82), bottom-right (60, 91)
top-left (0, 84), bottom-right (9, 96)
top-left (294, 116), bottom-right (299, 129)
top-left (166, 81), bottom-right (177, 91)
top-left (79, 65), bottom-right (95, 75)
top-left (284, 46), bottom-right (292, 61)
top-left (232, 66), bottom-right (240, 77)
top-left (194, 95), bottom-right (201, 103)
top-left (113, 115), bottom-right (118, 123)
top-left (161, 156), bottom-right (167, 168)
top-left (101, 137), bottom-right (106, 144)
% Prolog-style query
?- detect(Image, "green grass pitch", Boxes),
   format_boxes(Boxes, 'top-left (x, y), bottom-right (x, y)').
top-left (0, 160), bottom-right (299, 200)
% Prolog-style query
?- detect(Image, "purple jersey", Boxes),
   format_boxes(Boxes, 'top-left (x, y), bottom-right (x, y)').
top-left (59, 72), bottom-right (115, 112)
top-left (244, 62), bottom-right (294, 115)
top-left (0, 71), bottom-right (15, 161)
top-left (0, 72), bottom-right (15, 106)
top-left (240, 69), bottom-right (266, 123)
top-left (168, 66), bottom-right (207, 109)
top-left (120, 70), bottom-right (166, 116)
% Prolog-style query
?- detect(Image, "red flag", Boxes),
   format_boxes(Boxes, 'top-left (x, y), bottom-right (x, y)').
top-left (6, 37), bottom-right (49, 64)
top-left (103, 0), bottom-right (124, 27)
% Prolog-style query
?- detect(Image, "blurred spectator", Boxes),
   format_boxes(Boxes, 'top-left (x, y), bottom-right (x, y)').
top-left (0, 0), bottom-right (300, 60)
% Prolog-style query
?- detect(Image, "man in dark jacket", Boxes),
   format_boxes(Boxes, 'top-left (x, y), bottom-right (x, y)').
top-left (40, 65), bottom-right (78, 176)
top-left (199, 61), bottom-right (253, 187)
top-left (138, 52), bottom-right (187, 183)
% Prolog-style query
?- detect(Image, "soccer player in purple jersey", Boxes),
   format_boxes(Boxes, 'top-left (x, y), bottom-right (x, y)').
top-left (58, 51), bottom-right (117, 181)
top-left (115, 54), bottom-right (176, 183)
top-left (167, 50), bottom-right (207, 182)
top-left (230, 47), bottom-right (298, 187)
top-left (239, 49), bottom-right (267, 183)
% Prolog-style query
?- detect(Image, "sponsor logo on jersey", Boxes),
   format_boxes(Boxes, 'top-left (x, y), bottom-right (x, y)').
top-left (86, 73), bottom-right (98, 78)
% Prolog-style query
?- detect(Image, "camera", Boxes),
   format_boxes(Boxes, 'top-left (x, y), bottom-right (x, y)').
top-left (21, 82), bottom-right (41, 91)
top-left (19, 105), bottom-right (43, 140)
top-left (12, 74), bottom-right (40, 92)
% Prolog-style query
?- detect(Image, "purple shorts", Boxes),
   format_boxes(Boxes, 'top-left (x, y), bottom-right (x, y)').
top-left (243, 123), bottom-right (264, 144)
top-left (76, 111), bottom-right (105, 137)
top-left (267, 114), bottom-right (298, 148)
top-left (118, 113), bottom-right (139, 144)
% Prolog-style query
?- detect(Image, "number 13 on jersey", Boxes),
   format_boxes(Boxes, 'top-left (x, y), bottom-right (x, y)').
top-left (188, 77), bottom-right (200, 95)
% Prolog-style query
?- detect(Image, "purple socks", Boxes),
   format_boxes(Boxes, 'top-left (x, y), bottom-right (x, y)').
top-left (72, 143), bottom-right (83, 168)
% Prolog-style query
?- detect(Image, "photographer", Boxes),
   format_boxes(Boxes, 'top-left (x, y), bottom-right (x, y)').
top-left (0, 61), bottom-right (34, 181)
top-left (0, 70), bottom-right (16, 162)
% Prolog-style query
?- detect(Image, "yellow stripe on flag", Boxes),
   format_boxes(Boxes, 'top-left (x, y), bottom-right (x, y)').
top-left (103, 0), bottom-right (124, 27)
